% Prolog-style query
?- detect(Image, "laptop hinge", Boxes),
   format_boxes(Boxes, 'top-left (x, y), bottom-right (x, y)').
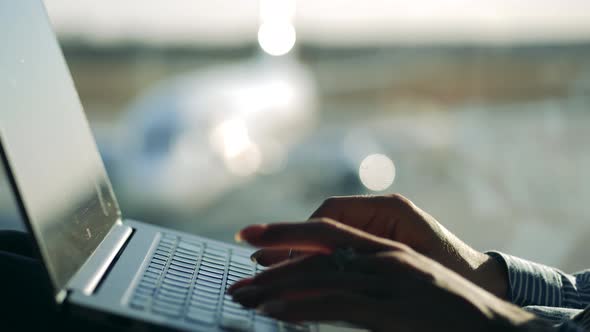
top-left (66, 221), bottom-right (133, 296)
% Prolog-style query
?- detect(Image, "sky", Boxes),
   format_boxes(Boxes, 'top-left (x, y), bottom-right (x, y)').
top-left (44, 0), bottom-right (590, 46)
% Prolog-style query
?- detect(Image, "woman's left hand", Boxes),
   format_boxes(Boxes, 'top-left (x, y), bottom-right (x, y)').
top-left (228, 220), bottom-right (550, 332)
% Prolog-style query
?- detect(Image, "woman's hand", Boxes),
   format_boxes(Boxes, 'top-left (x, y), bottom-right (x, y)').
top-left (249, 195), bottom-right (508, 298)
top-left (230, 220), bottom-right (550, 332)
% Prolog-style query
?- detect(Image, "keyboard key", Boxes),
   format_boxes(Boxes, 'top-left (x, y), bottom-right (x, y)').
top-left (229, 264), bottom-right (254, 275)
top-left (199, 261), bottom-right (225, 272)
top-left (231, 248), bottom-right (253, 257)
top-left (230, 255), bottom-right (253, 266)
top-left (167, 268), bottom-right (193, 280)
top-left (191, 292), bottom-right (219, 304)
top-left (220, 314), bottom-right (252, 331)
top-left (255, 315), bottom-right (276, 325)
top-left (185, 308), bottom-right (216, 324)
top-left (228, 270), bottom-right (251, 279)
top-left (152, 258), bottom-right (167, 266)
top-left (130, 301), bottom-right (148, 311)
top-left (196, 274), bottom-right (222, 284)
top-left (171, 256), bottom-right (198, 266)
top-left (202, 255), bottom-right (226, 265)
top-left (144, 271), bottom-right (161, 280)
top-left (146, 266), bottom-right (163, 274)
top-left (194, 284), bottom-right (221, 295)
top-left (170, 260), bottom-right (196, 270)
top-left (130, 293), bottom-right (150, 305)
top-left (282, 323), bottom-right (309, 332)
top-left (204, 247), bottom-right (226, 254)
top-left (177, 241), bottom-right (201, 253)
top-left (223, 299), bottom-right (243, 309)
top-left (196, 269), bottom-right (223, 280)
top-left (187, 299), bottom-right (217, 311)
top-left (190, 296), bottom-right (218, 307)
top-left (135, 286), bottom-right (155, 297)
top-left (149, 261), bottom-right (166, 269)
top-left (221, 309), bottom-right (251, 321)
top-left (174, 251), bottom-right (199, 261)
top-left (167, 264), bottom-right (195, 275)
top-left (154, 253), bottom-right (169, 261)
top-left (196, 279), bottom-right (222, 289)
top-left (222, 305), bottom-right (249, 317)
top-left (137, 283), bottom-right (157, 293)
top-left (173, 259), bottom-right (198, 268)
top-left (254, 321), bottom-right (278, 332)
top-left (175, 248), bottom-right (200, 258)
top-left (156, 247), bottom-right (173, 255)
top-left (158, 287), bottom-right (188, 299)
top-left (154, 295), bottom-right (185, 307)
top-left (152, 303), bottom-right (182, 318)
top-left (164, 273), bottom-right (192, 284)
top-left (158, 241), bottom-right (174, 249)
top-left (162, 278), bottom-right (190, 289)
top-left (160, 239), bottom-right (176, 247)
top-left (227, 274), bottom-right (246, 282)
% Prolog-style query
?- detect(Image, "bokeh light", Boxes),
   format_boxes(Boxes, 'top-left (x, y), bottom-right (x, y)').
top-left (257, 22), bottom-right (296, 56)
top-left (359, 154), bottom-right (396, 191)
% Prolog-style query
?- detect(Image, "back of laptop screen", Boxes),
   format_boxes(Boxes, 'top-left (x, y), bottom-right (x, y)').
top-left (0, 0), bottom-right (120, 298)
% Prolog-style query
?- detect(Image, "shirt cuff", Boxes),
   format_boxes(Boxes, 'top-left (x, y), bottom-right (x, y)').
top-left (487, 251), bottom-right (564, 307)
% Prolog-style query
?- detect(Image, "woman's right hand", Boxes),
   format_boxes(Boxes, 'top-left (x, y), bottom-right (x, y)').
top-left (231, 219), bottom-right (545, 332)
top-left (249, 194), bottom-right (508, 298)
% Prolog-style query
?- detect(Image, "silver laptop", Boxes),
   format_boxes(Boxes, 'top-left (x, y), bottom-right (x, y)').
top-left (0, 1), bottom-right (314, 331)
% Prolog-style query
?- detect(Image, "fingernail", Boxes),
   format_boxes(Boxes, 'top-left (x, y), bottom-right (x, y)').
top-left (235, 224), bottom-right (267, 243)
top-left (234, 232), bottom-right (243, 243)
top-left (250, 252), bottom-right (259, 263)
top-left (257, 301), bottom-right (286, 315)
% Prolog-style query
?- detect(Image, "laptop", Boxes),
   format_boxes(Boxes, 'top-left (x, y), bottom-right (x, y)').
top-left (0, 1), bottom-right (315, 331)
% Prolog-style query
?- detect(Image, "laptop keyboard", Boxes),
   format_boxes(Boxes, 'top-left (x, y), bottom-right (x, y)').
top-left (128, 233), bottom-right (309, 332)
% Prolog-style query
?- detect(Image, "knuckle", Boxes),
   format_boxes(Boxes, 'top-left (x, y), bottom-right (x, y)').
top-left (385, 193), bottom-right (418, 210)
top-left (386, 193), bottom-right (409, 204)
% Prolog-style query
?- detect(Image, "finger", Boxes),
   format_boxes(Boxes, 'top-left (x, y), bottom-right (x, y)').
top-left (228, 254), bottom-right (333, 294)
top-left (229, 251), bottom-right (424, 296)
top-left (309, 195), bottom-right (377, 222)
top-left (256, 292), bottom-right (390, 329)
top-left (235, 219), bottom-right (404, 253)
top-left (232, 272), bottom-right (394, 308)
top-left (250, 248), bottom-right (305, 266)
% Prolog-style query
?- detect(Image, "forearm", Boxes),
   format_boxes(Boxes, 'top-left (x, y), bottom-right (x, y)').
top-left (482, 295), bottom-right (582, 332)
top-left (424, 222), bottom-right (509, 298)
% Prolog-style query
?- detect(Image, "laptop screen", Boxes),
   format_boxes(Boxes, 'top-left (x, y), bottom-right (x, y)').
top-left (0, 0), bottom-right (120, 298)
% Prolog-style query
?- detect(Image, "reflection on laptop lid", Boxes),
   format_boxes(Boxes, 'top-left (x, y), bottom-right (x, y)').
top-left (0, 0), bottom-right (120, 301)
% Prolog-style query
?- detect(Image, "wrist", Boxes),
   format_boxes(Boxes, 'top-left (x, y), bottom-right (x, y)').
top-left (433, 227), bottom-right (509, 299)
top-left (471, 252), bottom-right (509, 299)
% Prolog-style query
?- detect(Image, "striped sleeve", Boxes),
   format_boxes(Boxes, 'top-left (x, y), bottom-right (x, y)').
top-left (487, 252), bottom-right (590, 309)
top-left (557, 320), bottom-right (586, 332)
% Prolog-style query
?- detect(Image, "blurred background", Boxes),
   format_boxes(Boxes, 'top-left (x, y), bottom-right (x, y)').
top-left (1, 0), bottom-right (590, 274)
